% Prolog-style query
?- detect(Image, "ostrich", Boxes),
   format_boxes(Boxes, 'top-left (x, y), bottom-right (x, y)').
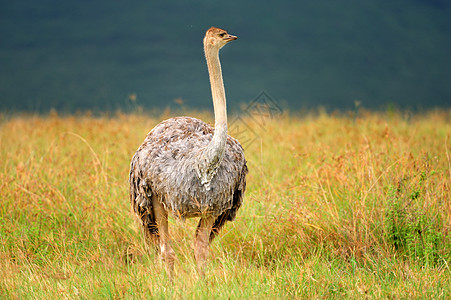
top-left (129, 27), bottom-right (247, 273)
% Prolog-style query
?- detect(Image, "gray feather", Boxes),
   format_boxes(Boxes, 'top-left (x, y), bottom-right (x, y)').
top-left (130, 116), bottom-right (247, 229)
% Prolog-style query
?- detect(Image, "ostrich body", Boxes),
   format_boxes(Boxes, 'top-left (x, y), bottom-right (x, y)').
top-left (129, 27), bottom-right (247, 272)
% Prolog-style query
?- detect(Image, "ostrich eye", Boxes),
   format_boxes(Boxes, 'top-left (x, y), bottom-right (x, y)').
top-left (219, 33), bottom-right (226, 37)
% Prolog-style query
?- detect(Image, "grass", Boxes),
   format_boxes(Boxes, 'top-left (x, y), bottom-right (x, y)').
top-left (0, 109), bottom-right (450, 299)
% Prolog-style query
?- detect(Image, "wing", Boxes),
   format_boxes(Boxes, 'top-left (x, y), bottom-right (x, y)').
top-left (208, 161), bottom-right (248, 242)
top-left (129, 116), bottom-right (210, 236)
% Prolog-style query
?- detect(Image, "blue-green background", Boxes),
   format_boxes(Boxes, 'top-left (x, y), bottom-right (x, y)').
top-left (1, 0), bottom-right (450, 112)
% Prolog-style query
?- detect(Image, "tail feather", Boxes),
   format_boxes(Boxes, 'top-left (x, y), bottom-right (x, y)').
top-left (130, 156), bottom-right (159, 237)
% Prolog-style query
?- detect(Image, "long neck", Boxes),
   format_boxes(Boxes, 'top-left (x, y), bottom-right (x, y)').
top-left (196, 44), bottom-right (228, 189)
top-left (205, 46), bottom-right (227, 127)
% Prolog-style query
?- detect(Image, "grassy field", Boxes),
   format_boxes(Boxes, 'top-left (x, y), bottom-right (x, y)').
top-left (0, 109), bottom-right (450, 299)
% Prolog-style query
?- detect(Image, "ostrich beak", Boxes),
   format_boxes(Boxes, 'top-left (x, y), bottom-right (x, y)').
top-left (225, 34), bottom-right (237, 41)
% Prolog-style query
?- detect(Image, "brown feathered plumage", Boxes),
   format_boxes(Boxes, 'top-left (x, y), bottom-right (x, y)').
top-left (129, 27), bottom-right (247, 273)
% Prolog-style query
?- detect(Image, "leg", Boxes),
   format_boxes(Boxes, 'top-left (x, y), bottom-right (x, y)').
top-left (152, 195), bottom-right (175, 274)
top-left (194, 216), bottom-right (215, 272)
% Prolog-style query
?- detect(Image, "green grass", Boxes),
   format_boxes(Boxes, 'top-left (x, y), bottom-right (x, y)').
top-left (0, 109), bottom-right (450, 298)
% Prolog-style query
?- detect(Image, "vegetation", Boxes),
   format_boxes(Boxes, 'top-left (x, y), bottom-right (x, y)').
top-left (0, 109), bottom-right (450, 298)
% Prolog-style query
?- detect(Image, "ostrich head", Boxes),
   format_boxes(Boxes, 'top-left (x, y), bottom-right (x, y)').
top-left (204, 27), bottom-right (237, 51)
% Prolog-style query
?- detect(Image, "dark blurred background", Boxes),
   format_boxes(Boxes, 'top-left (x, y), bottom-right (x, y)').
top-left (1, 0), bottom-right (450, 113)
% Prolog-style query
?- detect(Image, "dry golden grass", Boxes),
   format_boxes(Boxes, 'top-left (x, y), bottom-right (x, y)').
top-left (0, 109), bottom-right (449, 298)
